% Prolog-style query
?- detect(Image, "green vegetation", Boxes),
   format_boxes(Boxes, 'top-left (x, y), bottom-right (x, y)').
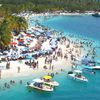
top-left (0, 18), bottom-right (11, 48)
top-left (0, 16), bottom-right (27, 49)
top-left (0, 0), bottom-right (100, 16)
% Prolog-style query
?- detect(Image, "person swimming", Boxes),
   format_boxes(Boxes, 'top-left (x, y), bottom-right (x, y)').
top-left (20, 80), bottom-right (22, 84)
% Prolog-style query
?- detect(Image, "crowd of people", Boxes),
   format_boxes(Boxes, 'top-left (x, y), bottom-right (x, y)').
top-left (0, 23), bottom-right (98, 91)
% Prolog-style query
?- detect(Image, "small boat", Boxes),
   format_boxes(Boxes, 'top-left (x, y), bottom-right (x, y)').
top-left (91, 66), bottom-right (100, 70)
top-left (67, 70), bottom-right (88, 82)
top-left (42, 75), bottom-right (59, 87)
top-left (82, 66), bottom-right (96, 75)
top-left (92, 13), bottom-right (100, 17)
top-left (27, 78), bottom-right (53, 92)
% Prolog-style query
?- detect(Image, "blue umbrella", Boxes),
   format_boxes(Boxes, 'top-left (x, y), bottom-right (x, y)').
top-left (45, 32), bottom-right (51, 37)
top-left (39, 50), bottom-right (46, 54)
top-left (45, 48), bottom-right (53, 52)
top-left (26, 55), bottom-right (32, 59)
top-left (32, 51), bottom-right (39, 56)
top-left (51, 44), bottom-right (57, 49)
top-left (23, 47), bottom-right (29, 51)
top-left (81, 58), bottom-right (89, 65)
top-left (35, 31), bottom-right (41, 36)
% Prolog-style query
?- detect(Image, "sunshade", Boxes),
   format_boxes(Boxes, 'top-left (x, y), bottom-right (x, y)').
top-left (10, 42), bottom-right (17, 45)
top-left (43, 75), bottom-right (52, 79)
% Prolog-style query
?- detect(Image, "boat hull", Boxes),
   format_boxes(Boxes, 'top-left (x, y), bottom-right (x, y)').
top-left (68, 74), bottom-right (88, 82)
top-left (92, 66), bottom-right (100, 70)
top-left (27, 84), bottom-right (53, 92)
top-left (92, 13), bottom-right (100, 17)
top-left (43, 81), bottom-right (59, 87)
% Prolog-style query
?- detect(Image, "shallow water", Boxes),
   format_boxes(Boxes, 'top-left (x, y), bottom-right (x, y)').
top-left (1, 15), bottom-right (100, 100)
top-left (41, 15), bottom-right (100, 41)
top-left (0, 72), bottom-right (100, 100)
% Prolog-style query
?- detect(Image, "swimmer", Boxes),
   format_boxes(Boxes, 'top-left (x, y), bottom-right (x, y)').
top-left (27, 82), bottom-right (30, 85)
top-left (55, 72), bottom-right (58, 74)
top-left (10, 80), bottom-right (13, 84)
top-left (20, 80), bottom-right (22, 84)
top-left (7, 84), bottom-right (10, 88)
top-left (4, 83), bottom-right (7, 88)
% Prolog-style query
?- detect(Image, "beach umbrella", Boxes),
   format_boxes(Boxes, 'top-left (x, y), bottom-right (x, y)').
top-left (0, 52), bottom-right (2, 55)
top-left (38, 50), bottom-right (46, 55)
top-left (27, 30), bottom-right (32, 34)
top-left (3, 51), bottom-right (9, 54)
top-left (32, 51), bottom-right (39, 55)
top-left (51, 44), bottom-right (57, 49)
top-left (81, 58), bottom-right (89, 65)
top-left (32, 27), bottom-right (44, 33)
top-left (18, 39), bottom-right (24, 43)
top-left (26, 34), bottom-right (31, 37)
top-left (43, 75), bottom-right (52, 80)
top-left (51, 38), bottom-right (57, 42)
top-left (41, 41), bottom-right (52, 51)
top-left (41, 46), bottom-right (52, 52)
top-left (35, 31), bottom-right (41, 36)
top-left (10, 42), bottom-right (17, 45)
top-left (26, 55), bottom-right (32, 59)
top-left (50, 38), bottom-right (57, 45)
top-left (26, 38), bottom-right (31, 41)
top-left (46, 48), bottom-right (53, 52)
top-left (23, 47), bottom-right (29, 51)
top-left (20, 32), bottom-right (26, 36)
top-left (31, 34), bottom-right (35, 37)
top-left (45, 32), bottom-right (51, 37)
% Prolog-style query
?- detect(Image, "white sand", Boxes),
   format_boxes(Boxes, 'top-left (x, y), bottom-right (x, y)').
top-left (0, 12), bottom-right (87, 79)
top-left (0, 39), bottom-right (84, 79)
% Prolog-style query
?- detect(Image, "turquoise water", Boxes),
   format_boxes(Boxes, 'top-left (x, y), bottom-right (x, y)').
top-left (41, 15), bottom-right (100, 60)
top-left (0, 72), bottom-right (100, 100)
top-left (1, 15), bottom-right (100, 100)
top-left (41, 15), bottom-right (100, 41)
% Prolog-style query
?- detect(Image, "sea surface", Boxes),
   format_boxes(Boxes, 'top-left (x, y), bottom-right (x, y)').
top-left (0, 72), bottom-right (100, 100)
top-left (1, 15), bottom-right (100, 100)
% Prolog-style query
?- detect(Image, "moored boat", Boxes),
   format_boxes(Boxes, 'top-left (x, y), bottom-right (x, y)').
top-left (82, 66), bottom-right (96, 75)
top-left (67, 70), bottom-right (88, 82)
top-left (92, 13), bottom-right (100, 17)
top-left (82, 68), bottom-right (95, 75)
top-left (91, 66), bottom-right (100, 70)
top-left (27, 78), bottom-right (53, 92)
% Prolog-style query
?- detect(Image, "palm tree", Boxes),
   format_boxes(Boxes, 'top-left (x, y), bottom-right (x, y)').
top-left (16, 16), bottom-right (28, 32)
top-left (0, 19), bottom-right (12, 49)
top-left (6, 16), bottom-right (28, 34)
top-left (0, 15), bottom-right (28, 49)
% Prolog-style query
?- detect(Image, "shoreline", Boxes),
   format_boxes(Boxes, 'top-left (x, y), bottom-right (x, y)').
top-left (0, 12), bottom-right (97, 81)
top-left (0, 36), bottom-right (83, 80)
top-left (17, 11), bottom-right (96, 20)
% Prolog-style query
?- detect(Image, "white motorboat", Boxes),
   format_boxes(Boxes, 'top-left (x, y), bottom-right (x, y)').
top-left (42, 75), bottom-right (59, 87)
top-left (91, 66), bottom-right (100, 70)
top-left (27, 78), bottom-right (53, 92)
top-left (67, 70), bottom-right (88, 82)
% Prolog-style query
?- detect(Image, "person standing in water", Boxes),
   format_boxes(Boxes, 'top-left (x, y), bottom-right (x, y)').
top-left (0, 69), bottom-right (1, 79)
top-left (18, 66), bottom-right (20, 73)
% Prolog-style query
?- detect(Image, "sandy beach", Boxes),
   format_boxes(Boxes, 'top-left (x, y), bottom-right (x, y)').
top-left (0, 34), bottom-right (84, 79)
top-left (21, 11), bottom-right (96, 20)
top-left (0, 12), bottom-right (95, 80)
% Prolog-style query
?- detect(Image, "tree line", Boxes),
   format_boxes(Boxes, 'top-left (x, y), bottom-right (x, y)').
top-left (0, 0), bottom-right (100, 16)
top-left (0, 0), bottom-right (100, 49)
top-left (0, 15), bottom-right (27, 49)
